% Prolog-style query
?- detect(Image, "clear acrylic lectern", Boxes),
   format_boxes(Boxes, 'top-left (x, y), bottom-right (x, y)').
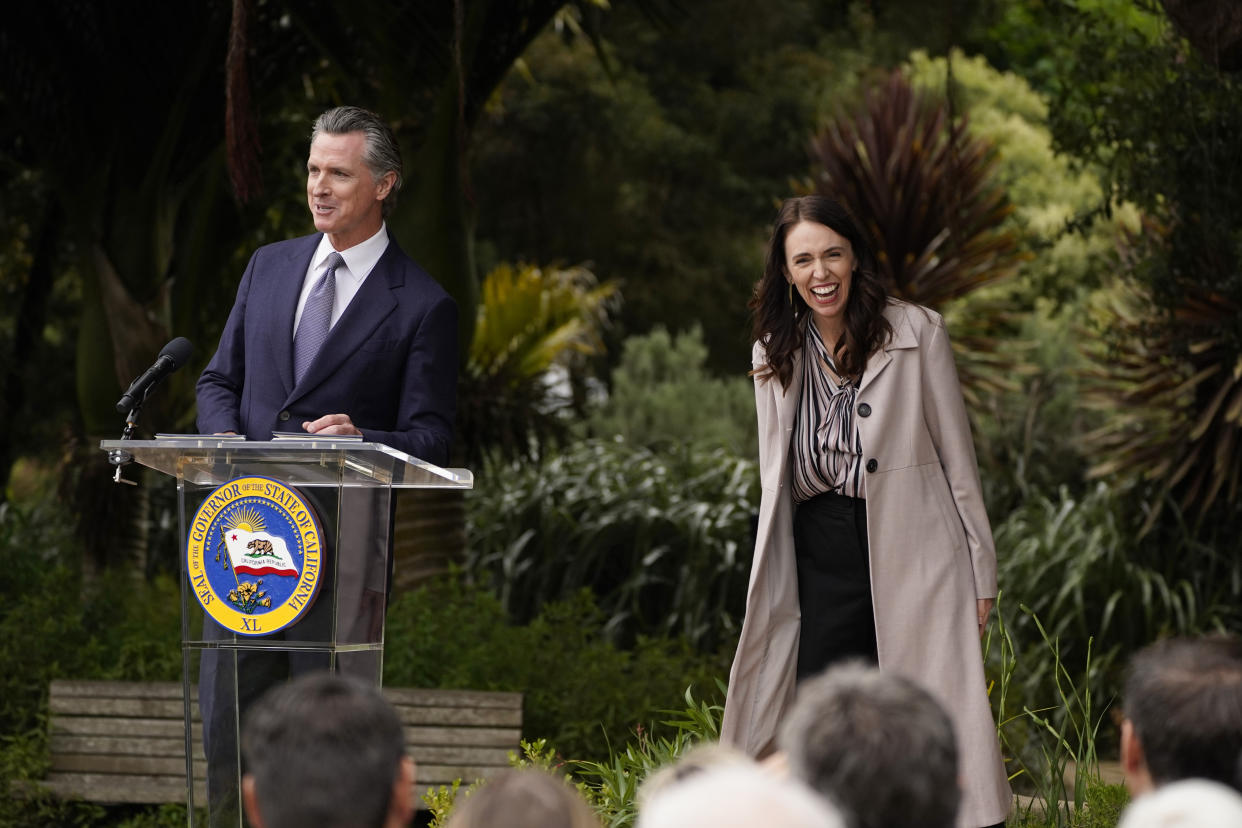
top-left (99, 438), bottom-right (472, 827)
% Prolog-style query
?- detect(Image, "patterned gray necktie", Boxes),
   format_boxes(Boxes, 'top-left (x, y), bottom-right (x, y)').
top-left (293, 251), bottom-right (344, 383)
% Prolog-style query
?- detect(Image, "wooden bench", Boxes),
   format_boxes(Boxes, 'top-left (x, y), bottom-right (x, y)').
top-left (42, 680), bottom-right (522, 807)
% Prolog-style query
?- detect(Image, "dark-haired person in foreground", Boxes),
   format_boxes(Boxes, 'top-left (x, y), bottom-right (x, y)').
top-left (242, 673), bottom-right (416, 828)
top-left (1121, 635), bottom-right (1242, 796)
top-left (779, 662), bottom-right (960, 828)
top-left (721, 195), bottom-right (1011, 827)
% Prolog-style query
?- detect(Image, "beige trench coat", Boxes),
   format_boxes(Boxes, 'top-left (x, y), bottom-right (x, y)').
top-left (721, 300), bottom-right (1011, 827)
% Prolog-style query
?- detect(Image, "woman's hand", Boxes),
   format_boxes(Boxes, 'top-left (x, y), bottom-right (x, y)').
top-left (977, 598), bottom-right (994, 639)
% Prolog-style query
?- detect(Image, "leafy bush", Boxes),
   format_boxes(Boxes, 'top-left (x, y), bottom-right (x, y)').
top-left (572, 688), bottom-right (723, 828)
top-left (991, 482), bottom-right (1242, 755)
top-left (383, 576), bottom-right (730, 762)
top-left (420, 689), bottom-right (723, 828)
top-left (966, 294), bottom-right (1099, 518)
top-left (458, 262), bottom-right (619, 465)
top-left (0, 500), bottom-right (182, 826)
top-left (466, 437), bottom-right (758, 651)
top-left (583, 325), bottom-right (756, 459)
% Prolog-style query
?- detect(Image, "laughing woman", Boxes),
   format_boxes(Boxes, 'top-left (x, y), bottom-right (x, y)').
top-left (720, 196), bottom-right (1011, 827)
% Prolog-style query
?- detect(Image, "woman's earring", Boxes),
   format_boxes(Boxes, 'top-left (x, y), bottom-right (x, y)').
top-left (788, 282), bottom-right (793, 306)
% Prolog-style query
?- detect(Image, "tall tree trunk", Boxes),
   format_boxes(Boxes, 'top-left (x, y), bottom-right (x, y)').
top-left (0, 202), bottom-right (59, 501)
top-left (392, 79), bottom-right (479, 356)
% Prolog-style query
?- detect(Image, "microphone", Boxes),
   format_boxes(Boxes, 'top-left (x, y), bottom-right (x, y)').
top-left (115, 337), bottom-right (195, 413)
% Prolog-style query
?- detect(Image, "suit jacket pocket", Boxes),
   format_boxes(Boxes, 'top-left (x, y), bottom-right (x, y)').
top-left (358, 338), bottom-right (401, 353)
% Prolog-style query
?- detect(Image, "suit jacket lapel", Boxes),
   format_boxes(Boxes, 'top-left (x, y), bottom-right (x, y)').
top-left (287, 240), bottom-right (402, 401)
top-left (269, 235), bottom-right (319, 397)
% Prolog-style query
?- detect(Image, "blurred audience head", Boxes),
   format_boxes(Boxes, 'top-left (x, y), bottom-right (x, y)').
top-left (1118, 779), bottom-right (1242, 828)
top-left (444, 768), bottom-right (601, 828)
top-left (637, 765), bottom-right (845, 828)
top-left (636, 741), bottom-right (753, 810)
top-left (1122, 635), bottom-right (1242, 796)
top-left (778, 662), bottom-right (959, 828)
top-left (241, 672), bottom-right (414, 828)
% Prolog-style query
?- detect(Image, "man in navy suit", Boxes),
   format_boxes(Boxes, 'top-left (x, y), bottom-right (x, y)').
top-left (195, 106), bottom-right (457, 824)
top-left (197, 106), bottom-right (456, 459)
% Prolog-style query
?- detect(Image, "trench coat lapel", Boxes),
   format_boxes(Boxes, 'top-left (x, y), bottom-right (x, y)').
top-left (858, 305), bottom-right (918, 394)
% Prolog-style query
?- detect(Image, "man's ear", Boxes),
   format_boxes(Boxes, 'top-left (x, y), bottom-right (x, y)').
top-left (1121, 717), bottom-right (1154, 796)
top-left (1121, 718), bottom-right (1143, 772)
top-left (386, 755), bottom-right (417, 827)
top-left (242, 773), bottom-right (265, 828)
top-left (375, 170), bottom-right (397, 201)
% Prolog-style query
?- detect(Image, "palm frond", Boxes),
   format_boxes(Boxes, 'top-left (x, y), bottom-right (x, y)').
top-left (1080, 267), bottom-right (1242, 534)
top-left (811, 69), bottom-right (1028, 410)
top-left (458, 263), bottom-right (619, 464)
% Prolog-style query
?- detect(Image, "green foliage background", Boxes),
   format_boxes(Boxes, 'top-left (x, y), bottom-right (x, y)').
top-left (383, 578), bottom-right (729, 762)
top-left (4, 1), bottom-right (1242, 827)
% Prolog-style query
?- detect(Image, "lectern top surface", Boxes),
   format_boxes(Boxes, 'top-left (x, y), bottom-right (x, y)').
top-left (99, 438), bottom-right (473, 489)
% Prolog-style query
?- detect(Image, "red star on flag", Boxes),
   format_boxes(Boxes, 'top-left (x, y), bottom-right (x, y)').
top-left (231, 534), bottom-right (238, 541)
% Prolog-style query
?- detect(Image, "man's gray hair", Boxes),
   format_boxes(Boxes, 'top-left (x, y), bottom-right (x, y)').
top-left (779, 662), bottom-right (960, 828)
top-left (311, 106), bottom-right (403, 216)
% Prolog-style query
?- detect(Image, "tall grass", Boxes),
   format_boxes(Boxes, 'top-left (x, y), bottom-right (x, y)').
top-left (571, 687), bottom-right (724, 828)
top-left (991, 482), bottom-right (1242, 750)
top-left (990, 596), bottom-right (1122, 827)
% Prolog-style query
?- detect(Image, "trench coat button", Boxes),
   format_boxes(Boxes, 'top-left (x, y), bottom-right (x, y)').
top-left (866, 458), bottom-right (878, 473)
top-left (858, 403), bottom-right (872, 417)
top-left (278, 410), bottom-right (291, 422)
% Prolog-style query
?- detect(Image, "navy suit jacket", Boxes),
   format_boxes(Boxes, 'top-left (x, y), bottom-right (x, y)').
top-left (196, 232), bottom-right (457, 465)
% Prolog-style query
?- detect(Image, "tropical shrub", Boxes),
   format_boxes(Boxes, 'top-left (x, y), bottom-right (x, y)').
top-left (904, 49), bottom-right (1139, 306)
top-left (964, 294), bottom-right (1098, 517)
top-left (813, 69), bottom-right (1022, 308)
top-left (465, 437), bottom-right (758, 651)
top-left (1080, 272), bottom-right (1242, 535)
top-left (991, 481), bottom-right (1242, 745)
top-left (995, 1), bottom-right (1242, 533)
top-left (382, 576), bottom-right (730, 763)
top-left (583, 325), bottom-right (756, 459)
top-left (811, 68), bottom-right (1027, 417)
top-left (457, 262), bottom-right (618, 465)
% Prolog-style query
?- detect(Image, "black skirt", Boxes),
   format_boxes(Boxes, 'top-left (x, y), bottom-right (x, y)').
top-left (793, 490), bottom-right (878, 680)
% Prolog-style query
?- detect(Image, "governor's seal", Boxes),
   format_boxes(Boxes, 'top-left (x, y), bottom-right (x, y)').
top-left (185, 476), bottom-right (323, 637)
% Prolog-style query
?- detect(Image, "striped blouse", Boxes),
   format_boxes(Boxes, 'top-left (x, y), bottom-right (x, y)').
top-left (790, 323), bottom-right (865, 502)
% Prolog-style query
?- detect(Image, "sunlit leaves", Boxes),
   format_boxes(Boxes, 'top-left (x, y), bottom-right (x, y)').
top-left (457, 263), bottom-right (618, 464)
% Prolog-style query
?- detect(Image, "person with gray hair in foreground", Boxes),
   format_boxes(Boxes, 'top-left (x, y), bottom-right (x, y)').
top-left (778, 662), bottom-right (962, 828)
top-left (445, 768), bottom-right (601, 828)
top-left (637, 765), bottom-right (845, 828)
top-left (241, 672), bottom-right (416, 828)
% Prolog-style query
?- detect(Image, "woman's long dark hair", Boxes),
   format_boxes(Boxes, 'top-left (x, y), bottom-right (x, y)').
top-left (750, 195), bottom-right (892, 389)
